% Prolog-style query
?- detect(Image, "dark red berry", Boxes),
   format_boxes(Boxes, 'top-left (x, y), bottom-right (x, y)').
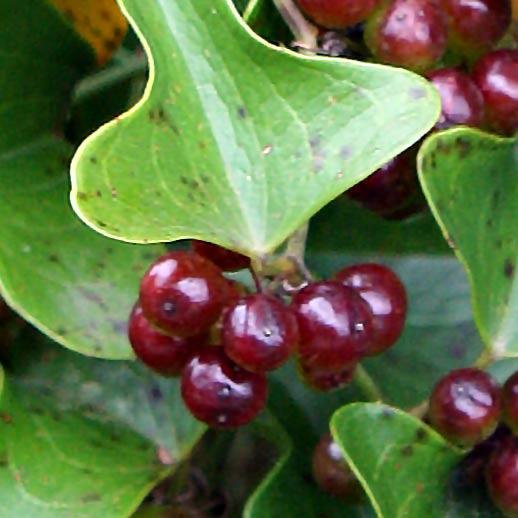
top-left (365, 0), bottom-right (448, 72)
top-left (313, 433), bottom-right (363, 501)
top-left (334, 263), bottom-right (407, 356)
top-left (486, 436), bottom-right (518, 516)
top-left (428, 368), bottom-right (501, 447)
top-left (347, 148), bottom-right (422, 220)
top-left (139, 251), bottom-right (227, 338)
top-left (181, 347), bottom-right (267, 428)
top-left (222, 294), bottom-right (298, 373)
top-left (427, 68), bottom-right (486, 130)
top-left (295, 0), bottom-right (381, 30)
top-left (291, 281), bottom-right (374, 372)
top-left (192, 240), bottom-right (250, 272)
top-left (441, 0), bottom-right (511, 59)
top-left (473, 49), bottom-right (518, 135)
top-left (298, 360), bottom-right (356, 392)
top-left (128, 303), bottom-right (204, 376)
top-left (502, 371), bottom-right (518, 434)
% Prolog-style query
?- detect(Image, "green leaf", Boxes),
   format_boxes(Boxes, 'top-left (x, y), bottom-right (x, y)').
top-left (0, 0), bottom-right (161, 358)
top-left (331, 403), bottom-right (463, 518)
top-left (418, 129), bottom-right (518, 357)
top-left (0, 137), bottom-right (164, 358)
top-left (0, 330), bottom-right (206, 517)
top-left (11, 330), bottom-right (205, 454)
top-left (71, 0), bottom-right (440, 256)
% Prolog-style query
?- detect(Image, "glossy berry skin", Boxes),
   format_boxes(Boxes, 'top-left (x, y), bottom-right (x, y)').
top-left (502, 371), bottom-right (518, 434)
top-left (128, 304), bottom-right (204, 376)
top-left (291, 281), bottom-right (374, 372)
top-left (191, 240), bottom-right (250, 272)
top-left (428, 368), bottom-right (501, 447)
top-left (486, 436), bottom-right (518, 516)
top-left (222, 294), bottom-right (298, 373)
top-left (365, 0), bottom-right (448, 72)
top-left (441, 0), bottom-right (511, 59)
top-left (347, 148), bottom-right (421, 220)
top-left (295, 0), bottom-right (380, 30)
top-left (427, 68), bottom-right (485, 130)
top-left (298, 360), bottom-right (356, 392)
top-left (139, 251), bottom-right (227, 338)
top-left (334, 263), bottom-right (407, 355)
top-left (313, 434), bottom-right (363, 501)
top-left (473, 49), bottom-right (518, 136)
top-left (181, 347), bottom-right (267, 428)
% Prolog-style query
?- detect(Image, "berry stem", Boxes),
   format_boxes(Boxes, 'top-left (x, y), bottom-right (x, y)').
top-left (250, 267), bottom-right (264, 293)
top-left (271, 0), bottom-right (319, 49)
top-left (353, 365), bottom-right (384, 402)
top-left (473, 348), bottom-right (497, 370)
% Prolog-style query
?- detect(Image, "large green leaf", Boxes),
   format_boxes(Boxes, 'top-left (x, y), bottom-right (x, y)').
top-left (0, 382), bottom-right (166, 518)
top-left (71, 0), bottom-right (440, 256)
top-left (0, 137), bottom-right (164, 358)
top-left (10, 330), bottom-right (205, 454)
top-left (0, 0), bottom-right (165, 358)
top-left (331, 403), bottom-right (463, 518)
top-left (418, 129), bottom-right (518, 357)
top-left (0, 330), bottom-right (205, 517)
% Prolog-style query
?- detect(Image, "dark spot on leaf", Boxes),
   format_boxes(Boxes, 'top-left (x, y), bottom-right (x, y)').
top-left (109, 431), bottom-right (121, 442)
top-left (150, 386), bottom-right (163, 401)
top-left (0, 456), bottom-right (7, 467)
top-left (113, 27), bottom-right (123, 38)
top-left (100, 9), bottom-right (111, 21)
top-left (201, 175), bottom-right (209, 183)
top-left (198, 141), bottom-right (207, 149)
top-left (237, 106), bottom-right (247, 119)
top-left (79, 288), bottom-right (109, 310)
top-left (111, 320), bottom-right (127, 334)
top-left (78, 192), bottom-right (87, 201)
top-left (381, 407), bottom-right (395, 419)
top-left (57, 326), bottom-right (67, 335)
top-left (409, 87), bottom-right (426, 100)
top-left (81, 492), bottom-right (101, 503)
top-left (496, 238), bottom-right (503, 249)
top-left (310, 135), bottom-right (321, 151)
top-left (448, 341), bottom-right (467, 359)
top-left (111, 187), bottom-right (118, 198)
top-left (340, 146), bottom-right (352, 160)
top-left (0, 413), bottom-right (12, 424)
top-left (89, 156), bottom-right (98, 164)
top-left (96, 220), bottom-right (107, 228)
top-left (48, 254), bottom-right (59, 263)
top-left (401, 445), bottom-right (414, 457)
top-left (414, 428), bottom-right (428, 443)
top-left (95, 190), bottom-right (102, 198)
top-left (415, 482), bottom-right (424, 493)
top-left (148, 106), bottom-right (179, 134)
top-left (180, 176), bottom-right (189, 185)
top-left (436, 140), bottom-right (451, 155)
top-left (454, 137), bottom-right (471, 158)
top-left (30, 407), bottom-right (45, 416)
top-left (504, 259), bottom-right (515, 279)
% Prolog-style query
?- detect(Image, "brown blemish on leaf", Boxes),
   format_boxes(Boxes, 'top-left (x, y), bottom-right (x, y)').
top-left (0, 413), bottom-right (12, 424)
top-left (454, 137), bottom-right (471, 158)
top-left (89, 156), bottom-right (98, 164)
top-left (401, 445), bottom-right (414, 457)
top-left (414, 428), bottom-right (427, 443)
top-left (78, 192), bottom-right (88, 201)
top-left (504, 258), bottom-right (515, 279)
top-left (81, 492), bottom-right (102, 503)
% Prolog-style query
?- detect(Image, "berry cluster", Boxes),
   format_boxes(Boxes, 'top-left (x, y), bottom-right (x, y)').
top-left (428, 368), bottom-right (518, 515)
top-left (128, 244), bottom-right (407, 429)
top-left (294, 0), bottom-right (517, 220)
